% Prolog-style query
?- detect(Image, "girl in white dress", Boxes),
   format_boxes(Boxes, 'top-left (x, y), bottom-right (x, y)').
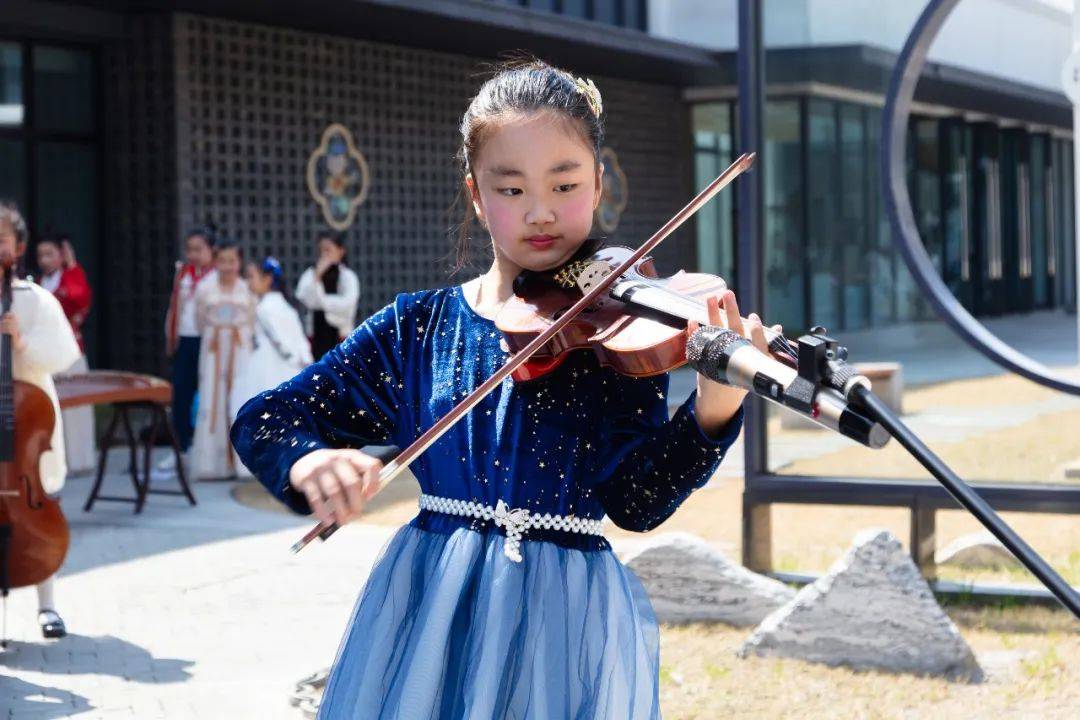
top-left (190, 240), bottom-right (254, 480)
top-left (230, 257), bottom-right (312, 422)
top-left (1, 201), bottom-right (82, 639)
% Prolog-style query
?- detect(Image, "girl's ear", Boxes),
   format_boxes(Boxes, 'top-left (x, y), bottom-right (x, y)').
top-left (592, 161), bottom-right (605, 211)
top-left (14, 240), bottom-right (26, 260)
top-left (465, 173), bottom-right (485, 224)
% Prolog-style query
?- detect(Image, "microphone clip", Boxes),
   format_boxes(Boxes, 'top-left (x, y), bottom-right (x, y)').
top-left (795, 327), bottom-right (868, 401)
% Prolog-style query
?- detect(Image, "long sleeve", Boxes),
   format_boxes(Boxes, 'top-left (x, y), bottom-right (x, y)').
top-left (194, 279), bottom-right (212, 334)
top-left (591, 372), bottom-right (743, 532)
top-left (164, 264), bottom-right (183, 345)
top-left (294, 267), bottom-right (320, 310)
top-left (230, 294), bottom-right (411, 514)
top-left (56, 265), bottom-right (92, 326)
top-left (319, 267), bottom-right (359, 318)
top-left (15, 285), bottom-right (81, 375)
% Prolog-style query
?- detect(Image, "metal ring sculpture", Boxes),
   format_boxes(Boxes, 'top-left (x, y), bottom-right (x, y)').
top-left (882, 0), bottom-right (1080, 394)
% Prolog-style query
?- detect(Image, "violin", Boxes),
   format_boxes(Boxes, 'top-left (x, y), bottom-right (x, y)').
top-left (500, 239), bottom-right (796, 382)
top-left (291, 153), bottom-right (759, 552)
top-left (0, 248), bottom-right (70, 645)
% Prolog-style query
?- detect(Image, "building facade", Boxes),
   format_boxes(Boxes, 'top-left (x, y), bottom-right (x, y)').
top-left (0, 0), bottom-right (1075, 372)
top-left (668, 0), bottom-right (1079, 332)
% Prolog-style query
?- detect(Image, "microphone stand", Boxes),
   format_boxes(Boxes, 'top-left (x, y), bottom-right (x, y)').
top-left (794, 328), bottom-right (1080, 619)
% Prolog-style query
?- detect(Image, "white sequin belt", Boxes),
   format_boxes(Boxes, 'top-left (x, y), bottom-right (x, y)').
top-left (417, 493), bottom-right (605, 563)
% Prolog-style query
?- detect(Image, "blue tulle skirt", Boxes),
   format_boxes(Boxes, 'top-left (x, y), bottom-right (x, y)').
top-left (316, 516), bottom-right (661, 719)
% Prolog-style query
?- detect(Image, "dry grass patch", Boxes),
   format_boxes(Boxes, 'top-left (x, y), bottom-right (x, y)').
top-left (656, 607), bottom-right (1078, 719)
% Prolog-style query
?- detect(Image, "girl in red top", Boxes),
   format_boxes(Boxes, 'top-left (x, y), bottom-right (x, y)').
top-left (37, 235), bottom-right (95, 475)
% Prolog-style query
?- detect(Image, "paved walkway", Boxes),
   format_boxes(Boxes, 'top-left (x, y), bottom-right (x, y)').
top-left (2, 464), bottom-right (396, 719)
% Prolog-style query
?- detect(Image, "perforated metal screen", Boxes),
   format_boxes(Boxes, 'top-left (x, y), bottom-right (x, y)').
top-left (106, 12), bottom-right (697, 373)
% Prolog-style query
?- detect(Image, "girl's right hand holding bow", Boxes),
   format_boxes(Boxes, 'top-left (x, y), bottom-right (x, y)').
top-left (289, 448), bottom-right (384, 526)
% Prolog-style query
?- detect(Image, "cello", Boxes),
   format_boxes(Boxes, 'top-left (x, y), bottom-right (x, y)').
top-left (0, 248), bottom-right (71, 647)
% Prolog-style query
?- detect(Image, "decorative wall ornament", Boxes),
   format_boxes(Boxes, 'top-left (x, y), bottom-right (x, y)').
top-left (306, 123), bottom-right (371, 231)
top-left (596, 146), bottom-right (628, 234)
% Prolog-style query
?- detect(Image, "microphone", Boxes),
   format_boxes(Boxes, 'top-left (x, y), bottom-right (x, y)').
top-left (685, 326), bottom-right (889, 449)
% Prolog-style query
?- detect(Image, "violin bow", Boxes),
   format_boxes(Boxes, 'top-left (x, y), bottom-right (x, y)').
top-left (291, 152), bottom-right (756, 552)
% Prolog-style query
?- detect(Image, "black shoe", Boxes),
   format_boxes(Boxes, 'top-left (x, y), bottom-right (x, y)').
top-left (39, 609), bottom-right (67, 639)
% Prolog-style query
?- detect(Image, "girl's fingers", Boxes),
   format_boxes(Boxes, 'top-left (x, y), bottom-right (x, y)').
top-left (360, 463), bottom-right (383, 503)
top-left (707, 294), bottom-right (722, 327)
top-left (302, 479), bottom-right (330, 526)
top-left (317, 470), bottom-right (343, 525)
top-left (333, 459), bottom-right (365, 519)
top-left (748, 313), bottom-right (768, 354)
top-left (722, 291), bottom-right (744, 336)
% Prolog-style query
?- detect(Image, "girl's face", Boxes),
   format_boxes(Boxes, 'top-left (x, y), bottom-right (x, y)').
top-left (186, 234), bottom-right (213, 268)
top-left (216, 248), bottom-right (241, 280)
top-left (466, 111), bottom-right (602, 272)
top-left (37, 242), bottom-right (62, 274)
top-left (245, 263), bottom-right (272, 295)
top-left (317, 238), bottom-right (346, 264)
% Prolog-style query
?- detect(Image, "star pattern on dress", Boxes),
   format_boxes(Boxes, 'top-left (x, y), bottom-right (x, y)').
top-left (231, 286), bottom-right (741, 546)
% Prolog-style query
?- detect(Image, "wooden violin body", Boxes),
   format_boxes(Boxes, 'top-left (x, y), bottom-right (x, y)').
top-left (499, 244), bottom-right (729, 381)
top-left (0, 379), bottom-right (69, 588)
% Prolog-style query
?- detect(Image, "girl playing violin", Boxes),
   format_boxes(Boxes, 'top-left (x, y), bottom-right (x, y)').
top-left (0, 201), bottom-right (81, 639)
top-left (231, 60), bottom-right (774, 719)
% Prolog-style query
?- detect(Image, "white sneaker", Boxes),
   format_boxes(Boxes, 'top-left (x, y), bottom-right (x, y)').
top-left (155, 454), bottom-right (177, 472)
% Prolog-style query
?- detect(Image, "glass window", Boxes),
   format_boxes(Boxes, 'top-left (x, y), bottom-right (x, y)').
top-left (972, 124), bottom-right (1004, 316)
top-left (0, 42), bottom-right (22, 127)
top-left (806, 99), bottom-right (840, 330)
top-left (839, 103), bottom-right (869, 330)
top-left (941, 121), bottom-right (973, 308)
top-left (593, 0), bottom-right (619, 24)
top-left (1064, 141), bottom-right (1077, 312)
top-left (32, 45), bottom-right (95, 134)
top-left (0, 139), bottom-right (27, 210)
top-left (764, 100), bottom-right (805, 333)
top-left (1030, 135), bottom-right (1049, 307)
top-left (623, 0), bottom-right (645, 30)
top-left (561, 0), bottom-right (588, 18)
top-left (866, 109), bottom-right (896, 325)
top-left (692, 103), bottom-right (735, 286)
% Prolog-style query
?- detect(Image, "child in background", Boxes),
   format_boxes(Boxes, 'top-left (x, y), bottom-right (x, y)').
top-left (162, 227), bottom-right (217, 470)
top-left (36, 235), bottom-right (94, 474)
top-left (229, 256), bottom-right (312, 468)
top-left (0, 201), bottom-right (82, 639)
top-left (190, 239), bottom-right (253, 480)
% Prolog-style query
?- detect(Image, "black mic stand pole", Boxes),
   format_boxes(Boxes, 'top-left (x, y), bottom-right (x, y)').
top-left (798, 328), bottom-right (1080, 619)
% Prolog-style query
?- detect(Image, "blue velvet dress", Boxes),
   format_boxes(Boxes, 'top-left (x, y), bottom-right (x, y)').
top-left (231, 285), bottom-right (742, 719)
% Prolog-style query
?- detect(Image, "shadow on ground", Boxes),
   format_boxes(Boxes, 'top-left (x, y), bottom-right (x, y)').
top-left (0, 633), bottom-right (194, 683)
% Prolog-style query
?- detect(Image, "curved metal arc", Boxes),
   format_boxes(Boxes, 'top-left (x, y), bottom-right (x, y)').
top-left (882, 0), bottom-right (1080, 395)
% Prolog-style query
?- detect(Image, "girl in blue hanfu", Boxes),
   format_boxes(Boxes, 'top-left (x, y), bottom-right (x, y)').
top-left (232, 60), bottom-right (774, 719)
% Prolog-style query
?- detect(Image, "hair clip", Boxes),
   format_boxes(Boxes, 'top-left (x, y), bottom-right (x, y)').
top-left (574, 76), bottom-right (603, 118)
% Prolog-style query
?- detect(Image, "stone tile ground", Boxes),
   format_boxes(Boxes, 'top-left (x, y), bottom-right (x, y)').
top-left (1, 467), bottom-right (395, 719)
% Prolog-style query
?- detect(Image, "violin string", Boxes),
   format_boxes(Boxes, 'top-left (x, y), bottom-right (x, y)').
top-left (609, 276), bottom-right (800, 365)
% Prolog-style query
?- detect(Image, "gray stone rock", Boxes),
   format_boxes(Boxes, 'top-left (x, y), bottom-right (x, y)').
top-left (622, 532), bottom-right (796, 626)
top-left (740, 528), bottom-right (983, 681)
top-left (936, 531), bottom-right (1021, 570)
